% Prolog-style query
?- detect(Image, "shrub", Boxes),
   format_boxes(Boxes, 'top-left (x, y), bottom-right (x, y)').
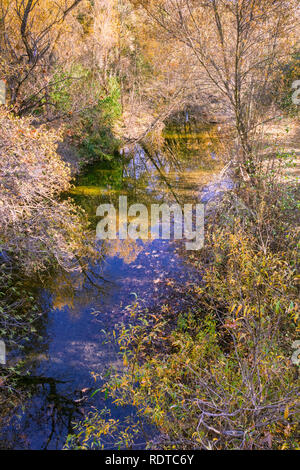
top-left (0, 109), bottom-right (93, 274)
top-left (68, 154), bottom-right (299, 450)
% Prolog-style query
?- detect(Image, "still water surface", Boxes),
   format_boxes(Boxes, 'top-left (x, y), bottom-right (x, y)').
top-left (2, 126), bottom-right (224, 449)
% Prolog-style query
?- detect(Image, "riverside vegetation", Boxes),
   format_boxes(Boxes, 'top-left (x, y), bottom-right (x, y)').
top-left (0, 0), bottom-right (299, 450)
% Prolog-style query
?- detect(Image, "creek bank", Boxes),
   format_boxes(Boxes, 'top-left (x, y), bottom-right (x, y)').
top-left (0, 121), bottom-right (233, 449)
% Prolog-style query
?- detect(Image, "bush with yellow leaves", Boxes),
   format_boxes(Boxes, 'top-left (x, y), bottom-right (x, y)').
top-left (67, 152), bottom-right (299, 450)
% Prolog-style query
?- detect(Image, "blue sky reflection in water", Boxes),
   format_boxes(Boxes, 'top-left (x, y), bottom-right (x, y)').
top-left (1, 127), bottom-right (223, 449)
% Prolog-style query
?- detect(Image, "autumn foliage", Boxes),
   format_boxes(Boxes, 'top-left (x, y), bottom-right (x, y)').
top-left (0, 109), bottom-right (91, 274)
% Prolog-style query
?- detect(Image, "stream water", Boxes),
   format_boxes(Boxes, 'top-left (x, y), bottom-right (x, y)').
top-left (1, 124), bottom-right (229, 449)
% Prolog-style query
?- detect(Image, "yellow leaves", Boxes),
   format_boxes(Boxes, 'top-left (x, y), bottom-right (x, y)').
top-left (123, 354), bottom-right (128, 367)
top-left (284, 405), bottom-right (289, 420)
top-left (234, 304), bottom-right (243, 317)
top-left (140, 376), bottom-right (150, 388)
top-left (91, 371), bottom-right (99, 382)
top-left (281, 442), bottom-right (289, 450)
top-left (229, 303), bottom-right (249, 320)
